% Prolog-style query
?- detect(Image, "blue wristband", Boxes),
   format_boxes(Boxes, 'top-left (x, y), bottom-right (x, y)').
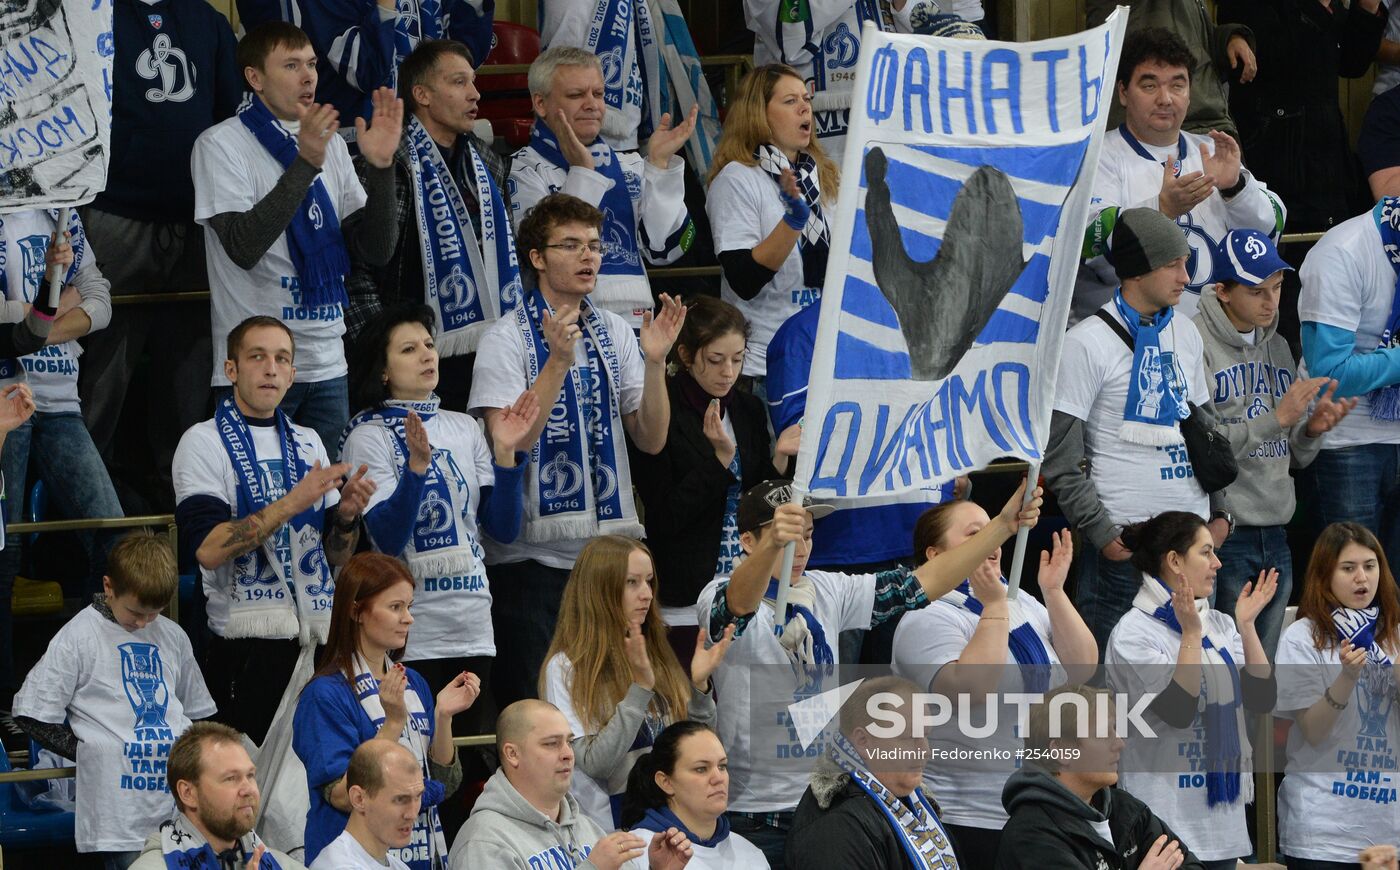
top-left (780, 189), bottom-right (810, 231)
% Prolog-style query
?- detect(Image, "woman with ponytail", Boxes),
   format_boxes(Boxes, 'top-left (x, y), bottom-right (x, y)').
top-left (621, 721), bottom-right (770, 868)
top-left (1276, 522), bottom-right (1400, 867)
top-left (1104, 511), bottom-right (1278, 870)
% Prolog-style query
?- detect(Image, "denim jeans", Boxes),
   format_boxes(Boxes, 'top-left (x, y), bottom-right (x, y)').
top-left (487, 559), bottom-right (572, 710)
top-left (100, 850), bottom-right (140, 870)
top-left (727, 811), bottom-right (790, 868)
top-left (1074, 548), bottom-right (1143, 665)
top-left (214, 376), bottom-right (349, 458)
top-left (1212, 525), bottom-right (1294, 659)
top-left (0, 413), bottom-right (124, 695)
top-left (1307, 444), bottom-right (1400, 568)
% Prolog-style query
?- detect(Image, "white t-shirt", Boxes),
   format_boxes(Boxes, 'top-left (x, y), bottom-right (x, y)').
top-left (695, 571), bottom-right (877, 813)
top-left (468, 305), bottom-right (645, 569)
top-left (1105, 606), bottom-right (1254, 862)
top-left (627, 827), bottom-right (770, 869)
top-left (172, 417), bottom-right (339, 638)
top-left (1076, 127), bottom-right (1285, 323)
top-left (1274, 618), bottom-right (1400, 861)
top-left (1298, 210), bottom-right (1400, 448)
top-left (12, 607), bottom-right (216, 852)
top-left (890, 594), bottom-right (1065, 829)
top-left (192, 115), bottom-right (366, 386)
top-left (1054, 304), bottom-right (1211, 526)
top-left (311, 829), bottom-right (411, 870)
top-left (339, 410), bottom-right (496, 660)
top-left (0, 209), bottom-right (87, 413)
top-left (708, 161), bottom-right (822, 377)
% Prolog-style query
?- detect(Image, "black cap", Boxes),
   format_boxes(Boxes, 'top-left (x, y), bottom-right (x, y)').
top-left (736, 479), bottom-right (836, 535)
top-left (1105, 207), bottom-right (1190, 281)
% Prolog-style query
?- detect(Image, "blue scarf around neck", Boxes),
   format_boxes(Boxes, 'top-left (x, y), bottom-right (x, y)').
top-left (1369, 198), bottom-right (1400, 420)
top-left (635, 806), bottom-right (730, 849)
top-left (952, 577), bottom-right (1053, 694)
top-left (1113, 289), bottom-right (1188, 446)
top-left (238, 94), bottom-right (350, 309)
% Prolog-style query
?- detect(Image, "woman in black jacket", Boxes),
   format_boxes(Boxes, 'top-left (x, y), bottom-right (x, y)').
top-left (631, 297), bottom-right (795, 656)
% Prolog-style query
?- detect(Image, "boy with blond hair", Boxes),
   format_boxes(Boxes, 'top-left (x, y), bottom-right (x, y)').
top-left (13, 530), bottom-right (216, 868)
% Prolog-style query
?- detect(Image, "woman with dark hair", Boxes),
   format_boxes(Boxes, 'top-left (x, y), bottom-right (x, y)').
top-left (631, 296), bottom-right (795, 638)
top-left (1276, 522), bottom-right (1400, 867)
top-left (339, 302), bottom-right (537, 732)
top-left (1104, 511), bottom-right (1278, 870)
top-left (621, 721), bottom-right (770, 868)
top-left (293, 552), bottom-right (481, 870)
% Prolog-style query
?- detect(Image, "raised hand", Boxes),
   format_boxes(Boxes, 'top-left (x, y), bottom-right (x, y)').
top-left (1234, 568), bottom-right (1279, 627)
top-left (378, 663), bottom-right (409, 728)
top-left (295, 101), bottom-right (341, 168)
top-left (1200, 131), bottom-right (1243, 193)
top-left (589, 832), bottom-right (649, 870)
top-left (0, 384), bottom-right (36, 435)
top-left (1341, 640), bottom-right (1368, 680)
top-left (337, 463), bottom-right (377, 521)
top-left (690, 623), bottom-right (735, 691)
top-left (1172, 577), bottom-right (1203, 638)
top-left (647, 827), bottom-right (694, 870)
top-left (288, 460), bottom-right (353, 513)
top-left (646, 105), bottom-right (699, 169)
top-left (436, 671), bottom-right (482, 717)
top-left (406, 411), bottom-right (433, 475)
top-left (1275, 376), bottom-right (1328, 428)
top-left (625, 623), bottom-right (656, 690)
top-left (493, 390), bottom-right (541, 462)
top-left (540, 304), bottom-right (581, 362)
top-left (640, 293), bottom-right (686, 365)
top-left (863, 146), bottom-right (1027, 381)
top-left (548, 108), bottom-right (594, 170)
top-left (994, 478), bottom-right (1043, 537)
top-left (703, 399), bottom-right (736, 467)
top-left (1306, 380), bottom-right (1357, 437)
top-left (356, 86), bottom-right (405, 170)
top-left (1038, 529), bottom-right (1074, 595)
top-left (1158, 158), bottom-right (1215, 219)
top-left (777, 167), bottom-right (810, 232)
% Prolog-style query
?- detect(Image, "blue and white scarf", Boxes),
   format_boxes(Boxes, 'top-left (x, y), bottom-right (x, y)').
top-left (578, 0), bottom-right (666, 141)
top-left (945, 578), bottom-right (1053, 694)
top-left (715, 449), bottom-right (741, 577)
top-left (343, 397), bottom-right (484, 580)
top-left (1133, 575), bottom-right (1244, 807)
top-left (756, 144), bottom-right (829, 288)
top-left (160, 810), bottom-right (282, 870)
top-left (634, 805), bottom-right (732, 849)
top-left (1369, 197), bottom-right (1400, 420)
top-left (351, 654), bottom-right (448, 870)
top-left (651, 0), bottom-right (721, 176)
top-left (828, 731), bottom-right (960, 869)
top-left (238, 93), bottom-right (350, 309)
top-left (405, 116), bottom-right (521, 356)
top-left (1113, 290), bottom-right (1189, 446)
top-left (1333, 605), bottom-right (1395, 667)
top-left (764, 576), bottom-right (833, 692)
top-left (390, 0), bottom-right (445, 93)
top-left (529, 119), bottom-right (645, 281)
top-left (515, 290), bottom-right (641, 542)
top-left (214, 395), bottom-right (335, 642)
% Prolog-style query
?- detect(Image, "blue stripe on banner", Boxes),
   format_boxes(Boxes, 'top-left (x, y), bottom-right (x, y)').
top-left (839, 273), bottom-right (902, 328)
top-left (902, 140), bottom-right (1091, 189)
top-left (834, 329), bottom-right (913, 380)
top-left (849, 218), bottom-right (1054, 304)
top-left (975, 309), bottom-right (1040, 345)
top-left (866, 156), bottom-right (1064, 247)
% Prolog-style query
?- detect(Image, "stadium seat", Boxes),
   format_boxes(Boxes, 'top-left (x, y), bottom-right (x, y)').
top-left (478, 21), bottom-right (540, 148)
top-left (0, 747), bottom-right (74, 850)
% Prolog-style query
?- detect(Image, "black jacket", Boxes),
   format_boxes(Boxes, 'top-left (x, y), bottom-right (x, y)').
top-left (630, 381), bottom-right (780, 609)
top-left (996, 767), bottom-right (1205, 870)
top-left (786, 758), bottom-right (956, 870)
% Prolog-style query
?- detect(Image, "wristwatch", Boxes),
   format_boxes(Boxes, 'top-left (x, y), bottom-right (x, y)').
top-left (1209, 509), bottom-right (1235, 538)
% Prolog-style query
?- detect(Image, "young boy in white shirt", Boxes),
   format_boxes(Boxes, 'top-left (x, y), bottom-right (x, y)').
top-left (13, 531), bottom-right (216, 868)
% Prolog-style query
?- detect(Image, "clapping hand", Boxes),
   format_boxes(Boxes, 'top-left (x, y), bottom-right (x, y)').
top-left (548, 108), bottom-right (594, 170)
top-left (1037, 529), bottom-right (1074, 596)
top-left (1233, 568), bottom-right (1279, 627)
top-left (646, 105), bottom-right (699, 169)
top-left (379, 663), bottom-right (409, 728)
top-left (336, 464), bottom-right (377, 522)
top-left (356, 87), bottom-right (405, 170)
top-left (640, 294), bottom-right (686, 365)
top-left (1200, 131), bottom-right (1243, 192)
top-left (406, 411), bottom-right (432, 475)
top-left (625, 623), bottom-right (656, 691)
top-left (540, 304), bottom-right (581, 361)
top-left (690, 623), bottom-right (735, 692)
top-left (703, 399), bottom-right (736, 467)
top-left (436, 671), bottom-right (482, 717)
top-left (647, 827), bottom-right (694, 870)
top-left (493, 390), bottom-right (541, 463)
top-left (1158, 158), bottom-right (1215, 219)
top-left (1171, 577), bottom-right (1203, 638)
top-left (295, 102), bottom-right (340, 168)
top-left (1306, 380), bottom-right (1357, 438)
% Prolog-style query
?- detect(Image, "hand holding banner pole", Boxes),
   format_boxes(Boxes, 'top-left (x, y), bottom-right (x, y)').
top-left (1005, 464), bottom-right (1041, 601)
top-left (772, 493), bottom-right (801, 636)
top-left (47, 207), bottom-right (71, 310)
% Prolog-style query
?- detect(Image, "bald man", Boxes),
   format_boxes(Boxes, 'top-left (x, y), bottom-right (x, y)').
top-left (311, 741), bottom-right (423, 870)
top-left (450, 700), bottom-right (693, 869)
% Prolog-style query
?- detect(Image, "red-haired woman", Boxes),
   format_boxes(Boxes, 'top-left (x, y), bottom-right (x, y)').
top-left (1276, 522), bottom-right (1400, 867)
top-left (293, 552), bottom-right (481, 870)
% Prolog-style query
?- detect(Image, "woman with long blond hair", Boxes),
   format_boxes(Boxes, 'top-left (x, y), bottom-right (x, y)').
top-left (1276, 522), bottom-right (1400, 867)
top-left (540, 535), bottom-right (735, 830)
top-left (706, 63), bottom-right (839, 393)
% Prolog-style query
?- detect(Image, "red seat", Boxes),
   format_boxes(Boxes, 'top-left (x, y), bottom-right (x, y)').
top-left (479, 21), bottom-right (540, 148)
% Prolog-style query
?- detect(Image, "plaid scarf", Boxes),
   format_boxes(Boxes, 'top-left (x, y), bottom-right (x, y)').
top-left (756, 144), bottom-right (829, 287)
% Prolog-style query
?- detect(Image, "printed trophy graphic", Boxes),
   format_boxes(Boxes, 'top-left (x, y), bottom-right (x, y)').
top-left (1136, 346), bottom-right (1165, 419)
top-left (119, 643), bottom-right (170, 729)
top-left (1358, 663), bottom-right (1395, 739)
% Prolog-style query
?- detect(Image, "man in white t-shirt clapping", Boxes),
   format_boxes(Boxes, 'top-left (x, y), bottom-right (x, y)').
top-left (1046, 207), bottom-right (1226, 656)
top-left (192, 21), bottom-right (402, 451)
top-left (311, 740), bottom-right (425, 870)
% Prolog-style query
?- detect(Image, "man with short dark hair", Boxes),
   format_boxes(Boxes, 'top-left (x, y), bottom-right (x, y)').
top-left (173, 315), bottom-right (376, 744)
top-left (344, 39), bottom-right (518, 411)
top-left (311, 741), bottom-right (423, 870)
top-left (468, 193), bottom-right (684, 708)
top-left (192, 21), bottom-right (403, 450)
top-left (1075, 26), bottom-right (1285, 323)
top-left (130, 721), bottom-right (307, 869)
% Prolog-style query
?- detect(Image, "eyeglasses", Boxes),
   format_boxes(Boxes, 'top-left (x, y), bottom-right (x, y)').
top-left (543, 240), bottom-right (604, 256)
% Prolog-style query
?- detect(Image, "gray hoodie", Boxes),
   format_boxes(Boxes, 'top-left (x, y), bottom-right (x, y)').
top-left (449, 767), bottom-right (645, 870)
top-left (1193, 288), bottom-right (1321, 526)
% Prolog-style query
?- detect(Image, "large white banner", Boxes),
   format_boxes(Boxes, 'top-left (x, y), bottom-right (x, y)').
top-left (1, 0), bottom-right (115, 212)
top-left (793, 13), bottom-right (1128, 499)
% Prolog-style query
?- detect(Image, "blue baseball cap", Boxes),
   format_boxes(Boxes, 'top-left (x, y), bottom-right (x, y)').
top-left (1213, 229), bottom-right (1293, 287)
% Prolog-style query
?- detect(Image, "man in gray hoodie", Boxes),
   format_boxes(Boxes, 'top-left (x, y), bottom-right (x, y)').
top-left (1193, 229), bottom-right (1354, 656)
top-left (450, 699), bottom-right (694, 870)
